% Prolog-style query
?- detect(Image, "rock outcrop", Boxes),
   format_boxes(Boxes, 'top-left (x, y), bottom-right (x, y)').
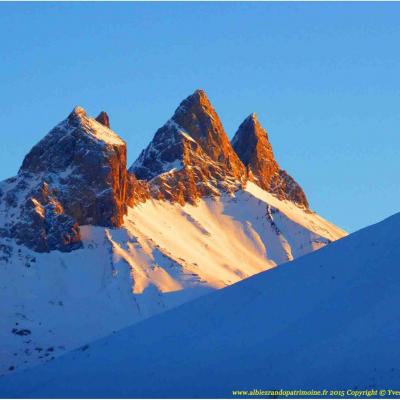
top-left (95, 111), bottom-right (110, 128)
top-left (232, 113), bottom-right (309, 209)
top-left (0, 107), bottom-right (148, 252)
top-left (171, 90), bottom-right (245, 180)
top-left (130, 90), bottom-right (247, 204)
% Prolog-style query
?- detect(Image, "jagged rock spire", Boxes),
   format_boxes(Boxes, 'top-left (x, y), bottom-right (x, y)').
top-left (171, 90), bottom-right (245, 178)
top-left (232, 113), bottom-right (309, 209)
top-left (232, 113), bottom-right (278, 181)
top-left (130, 90), bottom-right (246, 203)
top-left (96, 111), bottom-right (110, 128)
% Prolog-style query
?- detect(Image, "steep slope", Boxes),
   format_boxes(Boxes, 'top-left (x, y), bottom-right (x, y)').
top-left (232, 113), bottom-right (309, 208)
top-left (1, 211), bottom-right (397, 398)
top-left (130, 90), bottom-right (247, 203)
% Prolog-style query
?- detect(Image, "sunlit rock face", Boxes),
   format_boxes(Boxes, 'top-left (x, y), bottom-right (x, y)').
top-left (0, 107), bottom-right (149, 252)
top-left (126, 173), bottom-right (150, 208)
top-left (130, 90), bottom-right (247, 204)
top-left (171, 90), bottom-right (246, 180)
top-left (232, 113), bottom-right (309, 209)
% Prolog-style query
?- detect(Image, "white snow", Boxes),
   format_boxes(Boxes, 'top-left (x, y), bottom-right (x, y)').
top-left (1, 211), bottom-right (398, 397)
top-left (166, 119), bottom-right (196, 142)
top-left (157, 159), bottom-right (183, 175)
top-left (55, 107), bottom-right (125, 147)
top-left (82, 115), bottom-right (125, 147)
top-left (0, 185), bottom-right (344, 377)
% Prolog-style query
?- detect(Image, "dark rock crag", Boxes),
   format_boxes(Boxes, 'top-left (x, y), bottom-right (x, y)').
top-left (95, 111), bottom-right (110, 128)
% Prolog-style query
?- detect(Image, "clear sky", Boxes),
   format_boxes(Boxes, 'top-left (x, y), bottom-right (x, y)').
top-left (1, 2), bottom-right (399, 233)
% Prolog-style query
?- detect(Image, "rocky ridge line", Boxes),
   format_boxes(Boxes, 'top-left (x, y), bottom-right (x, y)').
top-left (0, 90), bottom-right (311, 253)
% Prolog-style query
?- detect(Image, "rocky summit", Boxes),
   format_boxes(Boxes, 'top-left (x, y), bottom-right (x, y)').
top-left (232, 113), bottom-right (309, 209)
top-left (170, 90), bottom-right (245, 180)
top-left (0, 106), bottom-right (148, 252)
top-left (130, 90), bottom-right (247, 204)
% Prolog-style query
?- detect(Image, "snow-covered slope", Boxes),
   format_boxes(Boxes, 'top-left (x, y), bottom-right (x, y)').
top-left (0, 211), bottom-right (397, 398)
top-left (0, 181), bottom-right (344, 377)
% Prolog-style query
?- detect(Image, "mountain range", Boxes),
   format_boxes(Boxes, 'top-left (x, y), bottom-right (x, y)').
top-left (0, 90), bottom-right (345, 379)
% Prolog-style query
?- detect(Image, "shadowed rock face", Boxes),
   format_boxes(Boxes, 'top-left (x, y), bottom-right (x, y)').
top-left (232, 113), bottom-right (309, 209)
top-left (5, 181), bottom-right (82, 253)
top-left (0, 107), bottom-right (149, 252)
top-left (130, 90), bottom-right (246, 204)
top-left (95, 111), bottom-right (110, 128)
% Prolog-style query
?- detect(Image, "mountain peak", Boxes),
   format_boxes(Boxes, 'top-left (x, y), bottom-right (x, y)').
top-left (246, 112), bottom-right (258, 122)
top-left (191, 89), bottom-right (209, 105)
top-left (95, 111), bottom-right (110, 128)
top-left (192, 88), bottom-right (207, 99)
top-left (3, 108), bottom-right (150, 252)
top-left (172, 89), bottom-right (214, 130)
top-left (171, 90), bottom-right (246, 176)
top-left (181, 88), bottom-right (208, 103)
top-left (232, 113), bottom-right (272, 165)
top-left (130, 90), bottom-right (246, 203)
top-left (233, 115), bottom-right (309, 209)
top-left (68, 106), bottom-right (87, 121)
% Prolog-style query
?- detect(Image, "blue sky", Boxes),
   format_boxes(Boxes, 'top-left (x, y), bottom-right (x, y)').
top-left (1, 2), bottom-right (399, 233)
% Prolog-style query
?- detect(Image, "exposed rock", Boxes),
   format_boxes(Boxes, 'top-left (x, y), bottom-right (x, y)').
top-left (232, 113), bottom-right (309, 209)
top-left (126, 173), bottom-right (150, 208)
top-left (130, 90), bottom-right (246, 203)
top-left (171, 90), bottom-right (245, 180)
top-left (8, 182), bottom-right (82, 253)
top-left (95, 111), bottom-right (110, 128)
top-left (19, 106), bottom-right (129, 227)
top-left (270, 170), bottom-right (309, 209)
top-left (0, 106), bottom-right (147, 252)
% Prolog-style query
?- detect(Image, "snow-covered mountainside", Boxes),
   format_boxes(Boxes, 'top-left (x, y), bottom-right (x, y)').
top-left (0, 89), bottom-right (345, 377)
top-left (1, 211), bottom-right (397, 398)
top-left (0, 182), bottom-right (343, 377)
